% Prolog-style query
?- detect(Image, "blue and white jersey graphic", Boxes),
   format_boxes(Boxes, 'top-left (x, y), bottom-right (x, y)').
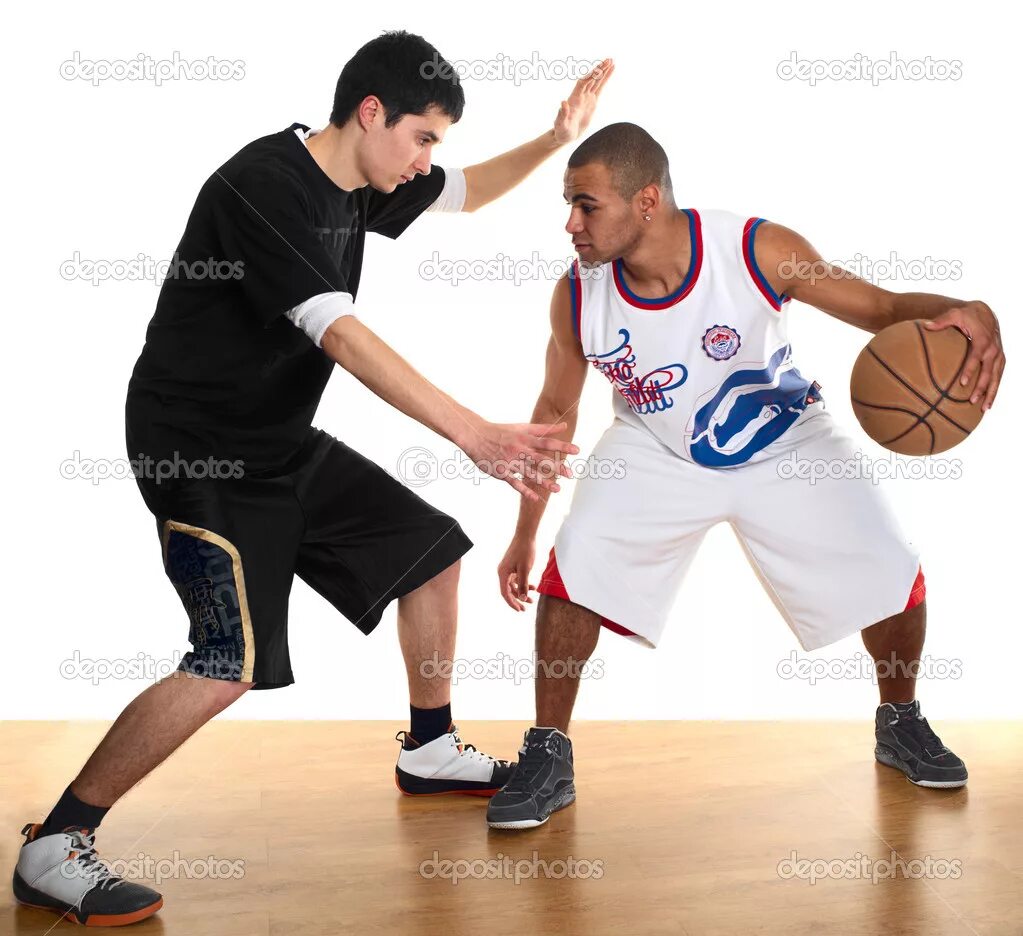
top-left (570, 208), bottom-right (824, 468)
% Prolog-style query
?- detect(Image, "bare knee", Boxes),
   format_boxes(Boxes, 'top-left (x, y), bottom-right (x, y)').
top-left (202, 679), bottom-right (253, 719)
top-left (537, 593), bottom-right (601, 627)
top-left (865, 598), bottom-right (926, 633)
top-left (536, 595), bottom-right (602, 657)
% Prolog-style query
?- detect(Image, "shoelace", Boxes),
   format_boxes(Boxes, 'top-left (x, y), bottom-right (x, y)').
top-left (890, 713), bottom-right (948, 755)
top-left (65, 830), bottom-right (124, 891)
top-left (500, 739), bottom-right (553, 793)
top-left (451, 729), bottom-right (511, 767)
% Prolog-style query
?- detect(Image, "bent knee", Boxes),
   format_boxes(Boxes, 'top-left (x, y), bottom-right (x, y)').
top-left (413, 559), bottom-right (462, 593)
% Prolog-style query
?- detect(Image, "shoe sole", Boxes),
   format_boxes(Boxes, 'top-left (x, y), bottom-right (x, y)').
top-left (394, 770), bottom-right (498, 797)
top-left (487, 786), bottom-right (576, 830)
top-left (14, 870), bottom-right (163, 927)
top-left (875, 745), bottom-right (968, 789)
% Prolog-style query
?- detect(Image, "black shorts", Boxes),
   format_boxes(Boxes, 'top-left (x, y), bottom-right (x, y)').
top-left (135, 428), bottom-right (473, 689)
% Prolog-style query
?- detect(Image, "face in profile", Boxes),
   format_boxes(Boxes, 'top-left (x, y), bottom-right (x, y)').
top-left (361, 101), bottom-right (451, 193)
top-left (563, 162), bottom-right (645, 267)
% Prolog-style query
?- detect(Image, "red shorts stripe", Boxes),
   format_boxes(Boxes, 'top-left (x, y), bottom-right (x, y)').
top-left (537, 545), bottom-right (571, 600)
top-left (904, 565), bottom-right (926, 611)
top-left (536, 547), bottom-right (639, 638)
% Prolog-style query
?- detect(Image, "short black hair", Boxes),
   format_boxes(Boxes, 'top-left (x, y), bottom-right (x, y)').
top-left (330, 30), bottom-right (465, 129)
top-left (568, 122), bottom-right (673, 203)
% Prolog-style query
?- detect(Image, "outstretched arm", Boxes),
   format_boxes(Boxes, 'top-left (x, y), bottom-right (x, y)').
top-left (461, 58), bottom-right (614, 212)
top-left (320, 314), bottom-right (578, 499)
top-left (753, 221), bottom-right (1005, 410)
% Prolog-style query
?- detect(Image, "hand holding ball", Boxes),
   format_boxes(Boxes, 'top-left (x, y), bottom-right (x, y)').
top-left (850, 319), bottom-right (984, 455)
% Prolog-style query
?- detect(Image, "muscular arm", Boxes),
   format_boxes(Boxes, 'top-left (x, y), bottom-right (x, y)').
top-left (497, 275), bottom-right (589, 609)
top-left (753, 221), bottom-right (1005, 407)
top-left (752, 221), bottom-right (972, 334)
top-left (513, 274), bottom-right (590, 536)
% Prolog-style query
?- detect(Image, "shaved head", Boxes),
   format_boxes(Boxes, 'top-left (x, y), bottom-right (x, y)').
top-left (567, 122), bottom-right (674, 205)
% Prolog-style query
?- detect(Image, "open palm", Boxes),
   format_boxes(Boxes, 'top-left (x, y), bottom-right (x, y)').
top-left (554, 57), bottom-right (615, 145)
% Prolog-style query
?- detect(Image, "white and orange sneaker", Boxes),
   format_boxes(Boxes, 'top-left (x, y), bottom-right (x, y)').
top-left (13, 823), bottom-right (163, 927)
top-left (394, 725), bottom-right (515, 796)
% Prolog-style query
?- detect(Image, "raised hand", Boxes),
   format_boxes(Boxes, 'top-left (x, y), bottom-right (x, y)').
top-left (553, 57), bottom-right (615, 145)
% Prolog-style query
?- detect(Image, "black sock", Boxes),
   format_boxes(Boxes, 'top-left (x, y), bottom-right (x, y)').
top-left (408, 703), bottom-right (452, 747)
top-left (40, 785), bottom-right (110, 836)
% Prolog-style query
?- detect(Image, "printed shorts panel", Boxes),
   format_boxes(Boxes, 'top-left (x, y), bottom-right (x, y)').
top-left (139, 428), bottom-right (473, 688)
top-left (162, 520), bottom-right (261, 685)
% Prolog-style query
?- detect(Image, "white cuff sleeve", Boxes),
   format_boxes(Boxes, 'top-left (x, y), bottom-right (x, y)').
top-left (285, 291), bottom-right (355, 347)
top-left (426, 167), bottom-right (466, 213)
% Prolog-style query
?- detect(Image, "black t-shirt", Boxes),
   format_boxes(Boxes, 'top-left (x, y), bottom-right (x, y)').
top-left (125, 123), bottom-right (446, 477)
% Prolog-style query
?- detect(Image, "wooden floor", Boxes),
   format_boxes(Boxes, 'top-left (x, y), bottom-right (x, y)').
top-left (1, 721), bottom-right (1020, 935)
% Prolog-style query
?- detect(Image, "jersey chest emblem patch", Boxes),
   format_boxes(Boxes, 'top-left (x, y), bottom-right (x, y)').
top-left (702, 325), bottom-right (741, 361)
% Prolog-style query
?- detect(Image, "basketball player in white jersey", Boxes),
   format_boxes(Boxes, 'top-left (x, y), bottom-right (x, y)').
top-left (485, 122), bottom-right (1005, 829)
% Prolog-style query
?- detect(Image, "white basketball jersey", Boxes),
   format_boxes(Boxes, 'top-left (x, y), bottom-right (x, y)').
top-left (571, 208), bottom-right (824, 468)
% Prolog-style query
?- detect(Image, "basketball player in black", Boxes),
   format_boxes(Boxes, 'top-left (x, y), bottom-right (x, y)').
top-left (13, 32), bottom-right (613, 925)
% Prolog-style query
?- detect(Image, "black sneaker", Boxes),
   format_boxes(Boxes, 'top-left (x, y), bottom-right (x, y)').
top-left (486, 728), bottom-right (575, 829)
top-left (874, 700), bottom-right (968, 788)
top-left (13, 823), bottom-right (163, 926)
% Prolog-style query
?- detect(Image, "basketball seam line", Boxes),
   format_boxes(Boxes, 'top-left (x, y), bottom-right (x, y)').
top-left (915, 319), bottom-right (973, 404)
top-left (850, 396), bottom-right (936, 452)
top-left (864, 345), bottom-right (972, 446)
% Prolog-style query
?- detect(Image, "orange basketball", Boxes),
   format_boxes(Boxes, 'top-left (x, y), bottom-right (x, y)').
top-left (849, 319), bottom-right (984, 455)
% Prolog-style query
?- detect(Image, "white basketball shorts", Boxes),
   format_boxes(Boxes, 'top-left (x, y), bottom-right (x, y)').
top-left (537, 410), bottom-right (925, 651)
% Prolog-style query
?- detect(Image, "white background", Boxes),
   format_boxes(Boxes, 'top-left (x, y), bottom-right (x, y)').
top-left (2, 0), bottom-right (1018, 722)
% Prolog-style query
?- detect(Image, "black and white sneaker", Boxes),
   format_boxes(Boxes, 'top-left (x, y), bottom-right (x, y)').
top-left (13, 823), bottom-right (163, 926)
top-left (486, 727), bottom-right (575, 829)
top-left (875, 700), bottom-right (968, 788)
top-left (395, 725), bottom-right (515, 796)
